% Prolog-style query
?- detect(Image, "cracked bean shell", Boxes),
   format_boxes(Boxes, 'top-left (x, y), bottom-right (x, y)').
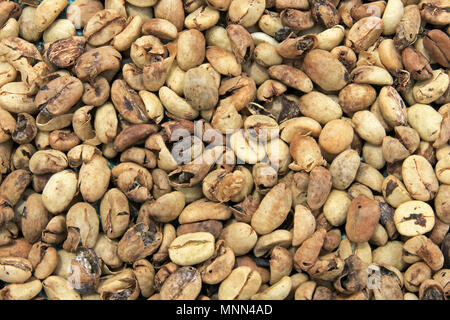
top-left (0, 257), bottom-right (32, 283)
top-left (83, 9), bottom-right (126, 46)
top-left (74, 46), bottom-right (122, 82)
top-left (382, 175), bottom-right (412, 208)
top-left (378, 86), bottom-right (408, 127)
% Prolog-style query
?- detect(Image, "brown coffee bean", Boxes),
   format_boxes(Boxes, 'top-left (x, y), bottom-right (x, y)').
top-left (35, 76), bottom-right (83, 116)
top-left (345, 196), bottom-right (381, 243)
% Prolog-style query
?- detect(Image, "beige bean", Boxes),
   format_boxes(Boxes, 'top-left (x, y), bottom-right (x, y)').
top-left (154, 0), bottom-right (184, 31)
top-left (352, 111), bottom-right (386, 145)
top-left (34, 0), bottom-right (68, 33)
top-left (355, 163), bottom-right (385, 193)
top-left (42, 170), bottom-right (78, 214)
top-left (0, 279), bottom-right (42, 300)
top-left (339, 84), bottom-right (377, 116)
top-left (228, 0), bottom-right (265, 27)
top-left (185, 6), bottom-right (220, 31)
top-left (159, 86), bottom-right (199, 120)
top-left (112, 15), bottom-right (144, 51)
top-left (251, 183), bottom-right (292, 235)
top-left (351, 66), bottom-right (394, 86)
top-left (0, 82), bottom-right (37, 114)
top-left (43, 19), bottom-right (76, 44)
top-left (168, 232), bottom-right (215, 266)
top-left (142, 191), bottom-right (185, 223)
top-left (0, 257), bottom-right (32, 283)
top-left (382, 175), bottom-right (412, 208)
top-left (394, 200), bottom-right (435, 236)
top-left (292, 205), bottom-right (316, 246)
top-left (329, 149), bottom-right (361, 190)
top-left (435, 156), bottom-right (450, 184)
top-left (205, 26), bottom-right (233, 52)
top-left (179, 199), bottom-right (232, 224)
top-left (100, 188), bottom-right (130, 239)
top-left (407, 104), bottom-right (443, 142)
top-left (142, 18), bottom-right (178, 40)
top-left (253, 230), bottom-right (293, 257)
top-left (177, 29), bottom-right (206, 71)
top-left (220, 222), bottom-right (258, 256)
top-left (251, 276), bottom-right (292, 300)
top-left (98, 268), bottom-right (140, 300)
top-left (218, 266), bottom-right (262, 300)
top-left (298, 92), bottom-right (342, 124)
top-left (160, 266), bottom-right (202, 300)
top-left (290, 135), bottom-right (326, 171)
top-left (319, 119), bottom-right (354, 154)
top-left (78, 154), bottom-right (111, 203)
top-left (84, 9), bottom-right (126, 46)
top-left (412, 69), bottom-right (449, 104)
top-left (206, 46), bottom-right (242, 76)
top-left (44, 275), bottom-right (81, 300)
top-left (303, 49), bottom-right (349, 91)
top-left (382, 0), bottom-right (404, 36)
top-left (402, 155), bottom-right (439, 201)
top-left (19, 7), bottom-right (42, 42)
top-left (345, 16), bottom-right (384, 53)
top-left (254, 43), bottom-right (283, 68)
top-left (378, 86), bottom-right (408, 127)
top-left (316, 25), bottom-right (345, 51)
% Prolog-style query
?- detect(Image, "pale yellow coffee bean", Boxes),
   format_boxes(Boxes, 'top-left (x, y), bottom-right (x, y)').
top-left (218, 266), bottom-right (262, 300)
top-left (219, 222), bottom-right (257, 256)
top-left (394, 200), bottom-right (435, 236)
top-left (412, 69), bottom-right (449, 104)
top-left (168, 232), bottom-right (215, 266)
top-left (402, 155), bottom-right (439, 201)
top-left (0, 257), bottom-right (32, 283)
top-left (43, 19), bottom-right (76, 43)
top-left (251, 276), bottom-right (292, 300)
top-left (34, 0), bottom-right (68, 33)
top-left (382, 175), bottom-right (412, 208)
top-left (435, 156), bottom-right (450, 184)
top-left (42, 170), bottom-right (78, 214)
top-left (382, 0), bottom-right (404, 36)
